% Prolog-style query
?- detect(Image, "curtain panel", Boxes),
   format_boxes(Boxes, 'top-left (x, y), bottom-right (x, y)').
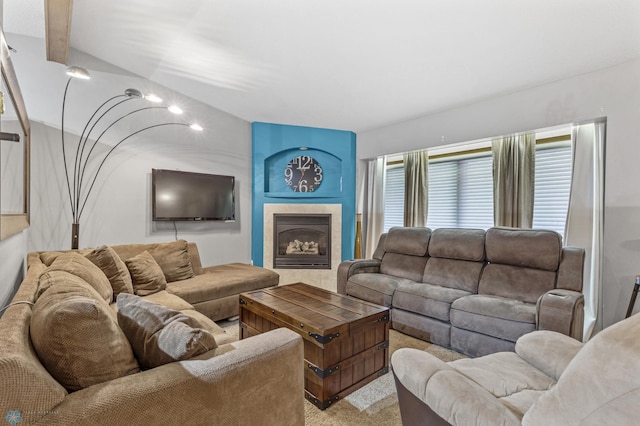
top-left (364, 157), bottom-right (386, 258)
top-left (565, 121), bottom-right (606, 340)
top-left (492, 134), bottom-right (535, 228)
top-left (403, 151), bottom-right (429, 227)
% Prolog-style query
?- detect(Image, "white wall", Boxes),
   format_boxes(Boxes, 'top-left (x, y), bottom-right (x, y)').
top-left (358, 58), bottom-right (640, 328)
top-left (29, 121), bottom-right (251, 267)
top-left (3, 33), bottom-right (253, 273)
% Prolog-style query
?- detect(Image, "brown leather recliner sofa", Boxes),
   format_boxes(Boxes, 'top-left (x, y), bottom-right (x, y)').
top-left (338, 227), bottom-right (585, 357)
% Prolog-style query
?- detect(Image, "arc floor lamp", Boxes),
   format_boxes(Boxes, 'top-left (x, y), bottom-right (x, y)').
top-left (61, 66), bottom-right (203, 249)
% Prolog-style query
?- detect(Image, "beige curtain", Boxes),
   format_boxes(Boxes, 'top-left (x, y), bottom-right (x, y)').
top-left (403, 151), bottom-right (429, 227)
top-left (492, 134), bottom-right (535, 228)
top-left (564, 121), bottom-right (605, 340)
top-left (364, 157), bottom-right (386, 258)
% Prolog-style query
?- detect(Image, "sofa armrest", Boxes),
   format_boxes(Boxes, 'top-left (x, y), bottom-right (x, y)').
top-left (536, 289), bottom-right (584, 341)
top-left (38, 328), bottom-right (303, 426)
top-left (515, 330), bottom-right (584, 381)
top-left (391, 348), bottom-right (452, 400)
top-left (392, 349), bottom-right (520, 425)
top-left (556, 246), bottom-right (585, 292)
top-left (337, 259), bottom-right (381, 294)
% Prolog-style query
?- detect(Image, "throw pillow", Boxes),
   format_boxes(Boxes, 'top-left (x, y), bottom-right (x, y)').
top-left (148, 240), bottom-right (195, 283)
top-left (116, 293), bottom-right (217, 369)
top-left (39, 249), bottom-right (92, 266)
top-left (31, 271), bottom-right (140, 392)
top-left (125, 251), bottom-right (167, 296)
top-left (85, 245), bottom-right (134, 296)
top-left (43, 252), bottom-right (113, 303)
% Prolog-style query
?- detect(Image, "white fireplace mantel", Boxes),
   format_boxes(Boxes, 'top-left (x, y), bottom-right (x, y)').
top-left (264, 204), bottom-right (342, 292)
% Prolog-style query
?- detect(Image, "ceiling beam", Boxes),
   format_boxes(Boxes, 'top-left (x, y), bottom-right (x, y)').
top-left (45, 0), bottom-right (73, 64)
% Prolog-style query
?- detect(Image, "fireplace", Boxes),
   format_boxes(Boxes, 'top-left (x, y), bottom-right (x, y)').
top-left (273, 214), bottom-right (331, 269)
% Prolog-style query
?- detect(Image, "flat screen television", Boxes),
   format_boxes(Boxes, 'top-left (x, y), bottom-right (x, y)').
top-left (152, 169), bottom-right (235, 221)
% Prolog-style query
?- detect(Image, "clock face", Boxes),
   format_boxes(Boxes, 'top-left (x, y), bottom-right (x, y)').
top-left (284, 155), bottom-right (323, 192)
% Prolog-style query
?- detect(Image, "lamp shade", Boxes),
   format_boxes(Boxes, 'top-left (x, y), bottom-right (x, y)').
top-left (66, 66), bottom-right (90, 80)
top-left (124, 88), bottom-right (143, 98)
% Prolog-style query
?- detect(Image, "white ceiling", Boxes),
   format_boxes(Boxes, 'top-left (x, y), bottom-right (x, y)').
top-left (4, 0), bottom-right (640, 132)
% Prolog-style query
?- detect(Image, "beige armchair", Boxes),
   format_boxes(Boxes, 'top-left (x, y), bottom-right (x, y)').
top-left (392, 313), bottom-right (640, 425)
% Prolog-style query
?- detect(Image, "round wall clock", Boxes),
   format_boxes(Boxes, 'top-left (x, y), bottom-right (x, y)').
top-left (284, 155), bottom-right (323, 192)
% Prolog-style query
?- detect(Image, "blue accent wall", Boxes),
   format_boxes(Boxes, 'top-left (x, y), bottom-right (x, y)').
top-left (252, 122), bottom-right (357, 267)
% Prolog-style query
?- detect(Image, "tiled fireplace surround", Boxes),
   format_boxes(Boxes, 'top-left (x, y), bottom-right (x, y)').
top-left (264, 204), bottom-right (342, 291)
top-left (251, 122), bottom-right (357, 292)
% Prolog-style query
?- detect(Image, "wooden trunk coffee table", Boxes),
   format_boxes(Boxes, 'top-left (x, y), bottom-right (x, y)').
top-left (239, 283), bottom-right (390, 410)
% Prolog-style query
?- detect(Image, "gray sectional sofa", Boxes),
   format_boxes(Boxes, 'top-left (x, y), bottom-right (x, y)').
top-left (338, 227), bottom-right (585, 357)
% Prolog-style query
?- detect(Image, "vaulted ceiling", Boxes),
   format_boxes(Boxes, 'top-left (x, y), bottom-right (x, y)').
top-left (4, 0), bottom-right (640, 132)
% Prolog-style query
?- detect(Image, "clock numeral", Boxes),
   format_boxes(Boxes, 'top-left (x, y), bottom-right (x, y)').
top-left (314, 165), bottom-right (323, 185)
top-left (284, 165), bottom-right (294, 184)
top-left (298, 179), bottom-right (309, 192)
top-left (301, 155), bottom-right (312, 170)
top-left (294, 155), bottom-right (311, 171)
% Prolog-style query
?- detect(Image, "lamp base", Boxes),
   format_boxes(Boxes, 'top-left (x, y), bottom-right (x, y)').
top-left (71, 222), bottom-right (79, 250)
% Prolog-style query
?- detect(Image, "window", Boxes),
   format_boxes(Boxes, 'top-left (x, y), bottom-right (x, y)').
top-left (532, 142), bottom-right (572, 237)
top-left (381, 136), bottom-right (573, 237)
top-left (427, 153), bottom-right (494, 230)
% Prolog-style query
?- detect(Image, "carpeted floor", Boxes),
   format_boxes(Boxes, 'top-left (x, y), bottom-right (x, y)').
top-left (217, 319), bottom-right (466, 425)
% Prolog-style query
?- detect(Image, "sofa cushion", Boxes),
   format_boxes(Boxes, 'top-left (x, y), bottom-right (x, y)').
top-left (478, 264), bottom-right (556, 304)
top-left (515, 330), bottom-right (583, 381)
top-left (346, 273), bottom-right (415, 307)
top-left (450, 295), bottom-right (536, 342)
top-left (43, 252), bottom-right (113, 303)
top-left (380, 253), bottom-right (429, 282)
top-left (449, 352), bottom-right (555, 398)
top-left (522, 314), bottom-right (640, 425)
top-left (125, 251), bottom-right (168, 296)
top-left (423, 257), bottom-right (484, 293)
top-left (116, 294), bottom-right (217, 369)
top-left (166, 263), bottom-right (279, 305)
top-left (85, 245), bottom-right (134, 296)
top-left (141, 290), bottom-right (194, 311)
top-left (39, 249), bottom-right (92, 266)
top-left (31, 271), bottom-right (140, 391)
top-left (112, 240), bottom-right (195, 283)
top-left (393, 283), bottom-right (472, 322)
top-left (485, 228), bottom-right (562, 271)
top-left (428, 228), bottom-right (485, 261)
top-left (384, 227), bottom-right (431, 256)
top-left (148, 240), bottom-right (195, 282)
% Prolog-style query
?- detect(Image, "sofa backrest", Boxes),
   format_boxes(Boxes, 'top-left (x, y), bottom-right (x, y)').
top-left (522, 313), bottom-right (640, 425)
top-left (110, 240), bottom-right (204, 276)
top-left (423, 228), bottom-right (486, 293)
top-left (379, 227), bottom-right (431, 282)
top-left (186, 243), bottom-right (204, 275)
top-left (478, 228), bottom-right (562, 304)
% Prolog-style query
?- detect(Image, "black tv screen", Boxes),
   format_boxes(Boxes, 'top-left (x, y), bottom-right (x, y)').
top-left (152, 169), bottom-right (236, 221)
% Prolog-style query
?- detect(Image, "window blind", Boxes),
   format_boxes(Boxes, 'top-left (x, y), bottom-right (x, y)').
top-left (532, 144), bottom-right (572, 238)
top-left (427, 154), bottom-right (494, 230)
top-left (383, 140), bottom-right (572, 236)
